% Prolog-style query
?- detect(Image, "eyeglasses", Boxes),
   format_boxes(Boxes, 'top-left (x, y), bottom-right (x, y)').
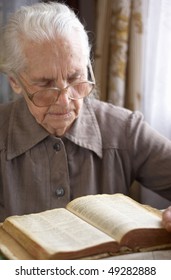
top-left (13, 62), bottom-right (96, 107)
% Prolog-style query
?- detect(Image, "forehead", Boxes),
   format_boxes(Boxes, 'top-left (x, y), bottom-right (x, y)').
top-left (22, 34), bottom-right (87, 78)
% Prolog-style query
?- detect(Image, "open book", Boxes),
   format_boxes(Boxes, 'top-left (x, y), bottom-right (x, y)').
top-left (0, 193), bottom-right (171, 260)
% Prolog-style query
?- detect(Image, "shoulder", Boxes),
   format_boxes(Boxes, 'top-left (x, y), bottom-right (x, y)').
top-left (0, 101), bottom-right (13, 127)
top-left (0, 100), bottom-right (13, 114)
top-left (0, 101), bottom-right (15, 149)
top-left (86, 98), bottom-right (145, 148)
top-left (89, 98), bottom-right (144, 128)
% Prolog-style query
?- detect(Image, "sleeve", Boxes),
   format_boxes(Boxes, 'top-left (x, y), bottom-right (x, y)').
top-left (127, 111), bottom-right (171, 201)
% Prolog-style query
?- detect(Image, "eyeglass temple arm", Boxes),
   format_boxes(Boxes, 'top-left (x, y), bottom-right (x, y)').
top-left (88, 60), bottom-right (96, 84)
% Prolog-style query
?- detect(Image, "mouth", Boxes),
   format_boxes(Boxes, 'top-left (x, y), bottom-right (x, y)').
top-left (46, 111), bottom-right (72, 119)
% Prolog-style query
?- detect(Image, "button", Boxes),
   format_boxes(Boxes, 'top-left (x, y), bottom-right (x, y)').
top-left (53, 142), bottom-right (61, 151)
top-left (55, 187), bottom-right (65, 197)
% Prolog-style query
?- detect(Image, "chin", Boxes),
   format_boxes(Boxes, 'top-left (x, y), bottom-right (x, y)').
top-left (42, 120), bottom-right (73, 136)
top-left (41, 110), bottom-right (78, 135)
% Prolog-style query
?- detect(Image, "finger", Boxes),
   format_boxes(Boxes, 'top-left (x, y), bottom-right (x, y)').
top-left (162, 206), bottom-right (171, 232)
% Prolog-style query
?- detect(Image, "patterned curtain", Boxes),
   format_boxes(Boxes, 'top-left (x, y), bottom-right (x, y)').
top-left (94, 0), bottom-right (145, 111)
top-left (94, 0), bottom-right (112, 101)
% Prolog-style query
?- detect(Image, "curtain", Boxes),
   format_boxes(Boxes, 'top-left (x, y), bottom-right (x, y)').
top-left (143, 0), bottom-right (171, 139)
top-left (94, 0), bottom-right (112, 101)
top-left (94, 0), bottom-right (145, 111)
top-left (138, 0), bottom-right (171, 208)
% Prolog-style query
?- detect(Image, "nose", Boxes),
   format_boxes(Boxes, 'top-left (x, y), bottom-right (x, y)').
top-left (55, 88), bottom-right (70, 107)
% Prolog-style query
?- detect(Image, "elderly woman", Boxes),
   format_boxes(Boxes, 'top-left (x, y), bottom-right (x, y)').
top-left (0, 2), bottom-right (171, 230)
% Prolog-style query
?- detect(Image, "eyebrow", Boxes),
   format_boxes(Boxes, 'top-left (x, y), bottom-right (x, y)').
top-left (30, 77), bottom-right (52, 84)
top-left (29, 70), bottom-right (83, 84)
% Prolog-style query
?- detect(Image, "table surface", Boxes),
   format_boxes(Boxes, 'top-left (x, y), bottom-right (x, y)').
top-left (105, 250), bottom-right (171, 260)
top-left (0, 250), bottom-right (171, 260)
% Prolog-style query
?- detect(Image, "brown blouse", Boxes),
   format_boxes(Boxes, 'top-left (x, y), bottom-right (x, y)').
top-left (0, 97), bottom-right (171, 221)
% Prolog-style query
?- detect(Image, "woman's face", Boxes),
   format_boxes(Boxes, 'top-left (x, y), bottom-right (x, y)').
top-left (11, 35), bottom-right (88, 136)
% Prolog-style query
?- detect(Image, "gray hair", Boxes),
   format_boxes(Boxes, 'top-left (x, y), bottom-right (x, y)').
top-left (0, 2), bottom-right (91, 74)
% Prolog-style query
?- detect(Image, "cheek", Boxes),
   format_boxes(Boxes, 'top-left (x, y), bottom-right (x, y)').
top-left (74, 99), bottom-right (83, 116)
top-left (27, 102), bottom-right (47, 123)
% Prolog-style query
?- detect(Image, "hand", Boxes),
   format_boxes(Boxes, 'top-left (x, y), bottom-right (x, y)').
top-left (162, 206), bottom-right (171, 232)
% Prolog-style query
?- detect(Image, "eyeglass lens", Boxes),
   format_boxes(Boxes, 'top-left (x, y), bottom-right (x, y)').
top-left (32, 82), bottom-right (94, 106)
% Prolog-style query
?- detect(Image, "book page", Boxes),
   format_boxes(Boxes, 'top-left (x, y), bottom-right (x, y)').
top-left (0, 226), bottom-right (34, 260)
top-left (67, 194), bottom-right (163, 242)
top-left (3, 208), bottom-right (114, 259)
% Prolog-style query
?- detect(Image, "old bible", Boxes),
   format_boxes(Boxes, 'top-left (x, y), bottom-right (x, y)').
top-left (0, 193), bottom-right (171, 260)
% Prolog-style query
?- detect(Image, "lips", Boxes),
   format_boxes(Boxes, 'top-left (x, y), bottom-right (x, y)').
top-left (46, 111), bottom-right (72, 119)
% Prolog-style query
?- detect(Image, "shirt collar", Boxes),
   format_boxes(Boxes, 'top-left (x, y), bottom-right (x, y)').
top-left (7, 98), bottom-right (49, 160)
top-left (65, 98), bottom-right (102, 158)
top-left (7, 97), bottom-right (102, 160)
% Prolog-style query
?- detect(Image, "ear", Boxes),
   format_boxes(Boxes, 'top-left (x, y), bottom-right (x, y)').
top-left (8, 76), bottom-right (22, 95)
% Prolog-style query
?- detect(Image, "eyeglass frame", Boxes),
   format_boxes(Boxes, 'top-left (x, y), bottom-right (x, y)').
top-left (12, 61), bottom-right (96, 107)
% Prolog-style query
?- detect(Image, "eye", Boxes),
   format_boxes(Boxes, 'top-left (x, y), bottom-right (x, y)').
top-left (68, 77), bottom-right (80, 84)
top-left (36, 80), bottom-right (53, 88)
top-left (67, 73), bottom-right (83, 84)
